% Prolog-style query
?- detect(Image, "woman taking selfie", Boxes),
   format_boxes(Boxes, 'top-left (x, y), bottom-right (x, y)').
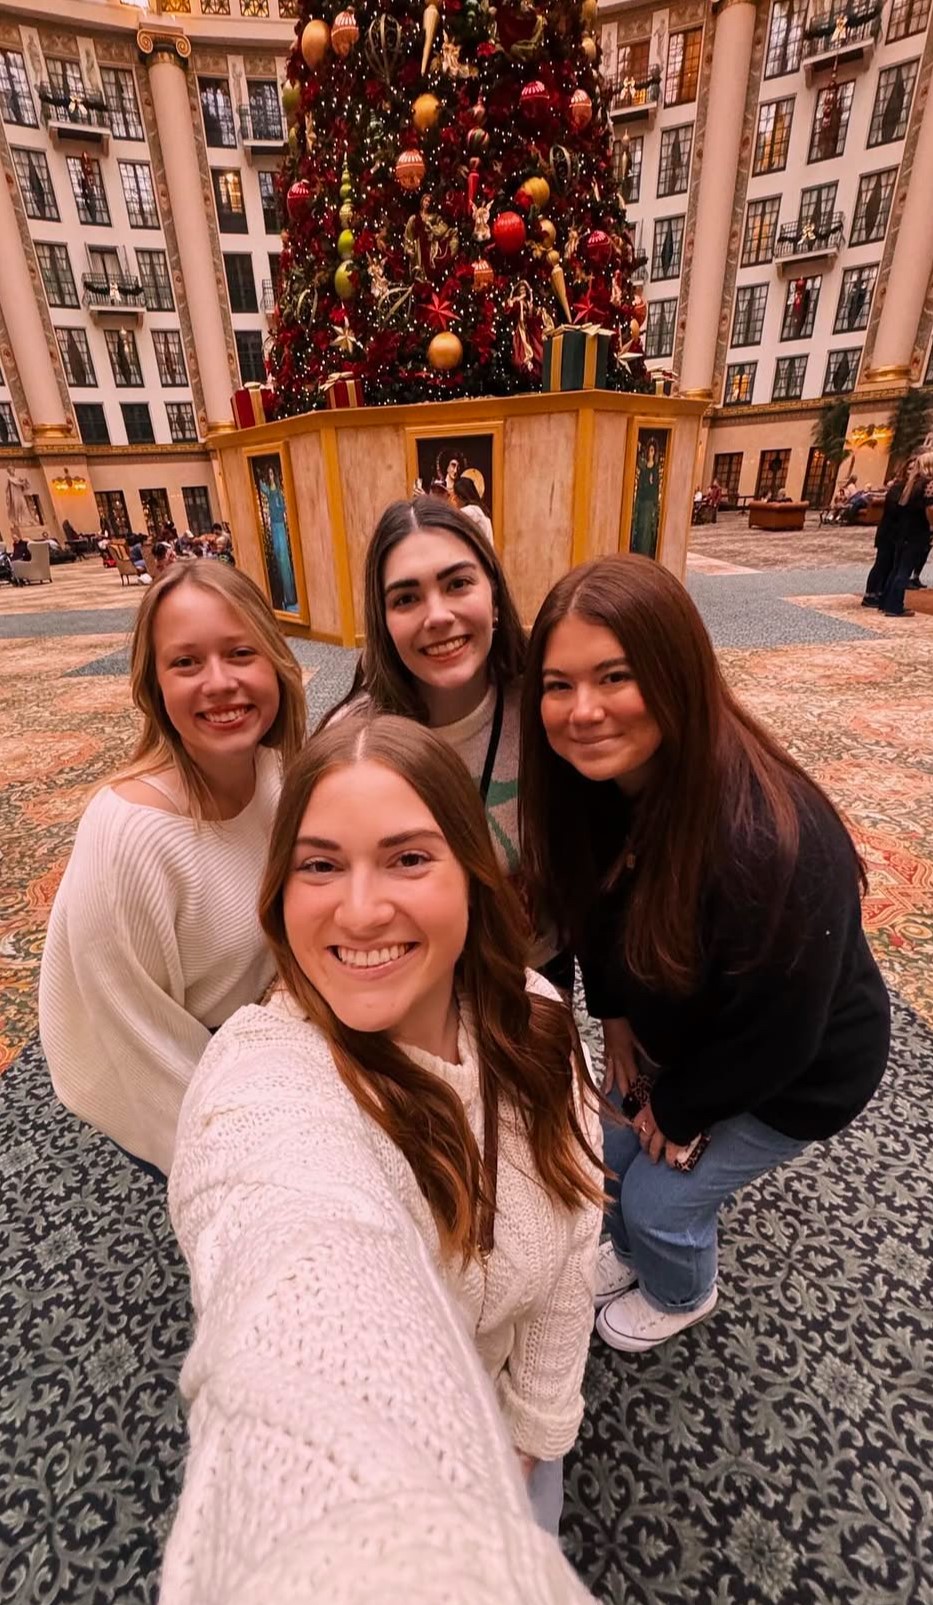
top-left (520, 555), bottom-right (889, 1353)
top-left (168, 716), bottom-right (603, 1534)
top-left (39, 562), bottom-right (306, 1177)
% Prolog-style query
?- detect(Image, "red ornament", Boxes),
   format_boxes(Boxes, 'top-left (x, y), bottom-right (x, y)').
top-left (520, 80), bottom-right (548, 123)
top-left (569, 89), bottom-right (593, 130)
top-left (395, 148), bottom-right (426, 190)
top-left (286, 179), bottom-right (312, 220)
top-left (492, 210), bottom-right (526, 255)
top-left (331, 9), bottom-right (359, 56)
top-left (586, 229), bottom-right (612, 268)
top-left (514, 185), bottom-right (533, 212)
top-left (468, 157), bottom-right (481, 210)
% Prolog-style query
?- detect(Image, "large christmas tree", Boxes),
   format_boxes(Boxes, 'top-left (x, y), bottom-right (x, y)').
top-left (268, 0), bottom-right (651, 413)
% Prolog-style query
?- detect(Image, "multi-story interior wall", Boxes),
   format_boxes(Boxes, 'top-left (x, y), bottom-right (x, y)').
top-left (0, 0), bottom-right (295, 540)
top-left (599, 0), bottom-right (933, 502)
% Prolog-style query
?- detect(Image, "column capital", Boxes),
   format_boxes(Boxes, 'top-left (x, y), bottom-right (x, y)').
top-left (137, 29), bottom-right (192, 70)
top-left (712, 0), bottom-right (757, 13)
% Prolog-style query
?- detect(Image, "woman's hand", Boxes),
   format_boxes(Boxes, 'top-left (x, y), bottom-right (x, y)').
top-left (633, 1103), bottom-right (684, 1167)
top-left (601, 1017), bottom-right (639, 1097)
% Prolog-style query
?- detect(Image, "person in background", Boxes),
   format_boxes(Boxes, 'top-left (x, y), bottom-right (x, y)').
top-left (452, 476), bottom-right (494, 543)
top-left (877, 451), bottom-right (933, 618)
top-left (39, 562), bottom-right (306, 1178)
top-left (127, 538), bottom-right (147, 575)
top-left (704, 478), bottom-right (723, 521)
top-left (215, 532), bottom-right (236, 567)
top-left (520, 555), bottom-right (890, 1353)
top-left (862, 477), bottom-right (904, 609)
top-left (169, 715), bottom-right (603, 1539)
top-left (11, 536), bottom-right (31, 563)
top-left (152, 541), bottom-right (176, 580)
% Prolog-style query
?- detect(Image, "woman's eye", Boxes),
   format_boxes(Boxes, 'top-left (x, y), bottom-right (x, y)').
top-left (603, 671), bottom-right (632, 685)
top-left (297, 858), bottom-right (337, 875)
top-left (232, 647), bottom-right (256, 659)
top-left (394, 851), bottom-right (430, 869)
top-left (171, 657), bottom-right (196, 669)
top-left (542, 680), bottom-right (570, 694)
top-left (389, 590), bottom-right (418, 609)
top-left (447, 575), bottom-right (472, 593)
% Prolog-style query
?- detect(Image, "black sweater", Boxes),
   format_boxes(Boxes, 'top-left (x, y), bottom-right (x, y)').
top-left (578, 787), bottom-right (890, 1146)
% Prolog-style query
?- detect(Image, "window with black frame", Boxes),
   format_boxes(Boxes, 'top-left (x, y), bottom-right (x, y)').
top-left (0, 50), bottom-right (36, 126)
top-left (754, 97), bottom-right (794, 174)
top-left (643, 298), bottom-right (677, 359)
top-left (780, 275), bottom-right (821, 340)
top-left (224, 253), bottom-right (258, 312)
top-left (246, 80), bottom-right (282, 140)
top-left (236, 330), bottom-right (266, 384)
top-left (0, 402), bottom-right (20, 445)
top-left (67, 155), bottom-right (110, 226)
top-left (212, 170), bottom-right (248, 232)
top-left (153, 331), bottom-right (188, 387)
top-left (657, 125), bottom-right (693, 198)
top-left (199, 77), bottom-right (236, 147)
top-left (664, 28), bottom-right (702, 106)
top-left (755, 449), bottom-right (791, 499)
top-left (78, 405), bottom-right (111, 447)
top-left (183, 486), bottom-right (213, 533)
top-left (166, 402), bottom-right (198, 443)
top-left (613, 134), bottom-right (643, 204)
top-left (807, 81), bottom-right (854, 163)
top-left (741, 197), bottom-right (780, 266)
top-left (850, 169), bottom-right (897, 245)
top-left (868, 61), bottom-right (918, 147)
top-left (765, 0), bottom-right (805, 78)
top-left (105, 329), bottom-right (143, 387)
top-left (772, 355), bottom-right (807, 401)
top-left (137, 249), bottom-right (174, 311)
top-left (731, 284), bottom-right (768, 347)
top-left (100, 67), bottom-right (143, 140)
top-left (119, 161), bottom-right (159, 228)
top-left (712, 453), bottom-right (743, 504)
top-left (723, 361), bottom-right (757, 405)
top-left (259, 170), bottom-right (282, 232)
top-left (823, 348), bottom-right (861, 395)
top-left (12, 148), bottom-right (58, 220)
top-left (834, 265), bottom-right (878, 333)
top-left (651, 216), bottom-right (685, 280)
top-left (121, 402), bottom-right (155, 444)
top-left (36, 243), bottom-right (78, 307)
top-left (886, 0), bottom-right (930, 41)
top-left (55, 328), bottom-right (97, 388)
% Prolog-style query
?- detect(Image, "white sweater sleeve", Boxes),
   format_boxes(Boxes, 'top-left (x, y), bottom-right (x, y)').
top-left (39, 812), bottom-right (210, 1174)
top-left (163, 1019), bottom-right (595, 1605)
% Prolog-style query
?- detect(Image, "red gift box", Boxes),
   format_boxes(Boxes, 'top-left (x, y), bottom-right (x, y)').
top-left (322, 373), bottom-right (365, 409)
top-left (231, 383), bottom-right (273, 429)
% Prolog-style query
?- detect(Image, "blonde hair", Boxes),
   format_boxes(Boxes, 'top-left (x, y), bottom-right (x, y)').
top-left (898, 449), bottom-right (933, 507)
top-left (109, 560), bottom-right (306, 818)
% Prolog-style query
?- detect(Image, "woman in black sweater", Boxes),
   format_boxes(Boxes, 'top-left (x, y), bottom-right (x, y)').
top-left (520, 555), bottom-right (889, 1353)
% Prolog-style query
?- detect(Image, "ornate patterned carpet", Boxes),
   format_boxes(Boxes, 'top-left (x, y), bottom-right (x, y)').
top-left (2, 551), bottom-right (932, 1605)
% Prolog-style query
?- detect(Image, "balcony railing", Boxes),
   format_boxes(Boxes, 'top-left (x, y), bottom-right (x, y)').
top-left (82, 274), bottom-right (147, 325)
top-left (39, 83), bottom-right (111, 150)
top-left (261, 279), bottom-right (276, 313)
top-left (775, 212), bottom-right (845, 270)
top-left (802, 12), bottom-right (880, 78)
top-left (608, 72), bottom-right (661, 125)
top-left (238, 104), bottom-right (286, 161)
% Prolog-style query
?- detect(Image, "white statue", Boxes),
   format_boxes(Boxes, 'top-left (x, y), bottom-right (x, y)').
top-left (5, 466), bottom-right (38, 537)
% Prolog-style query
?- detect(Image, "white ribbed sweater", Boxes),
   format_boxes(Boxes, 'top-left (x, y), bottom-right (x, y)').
top-left (38, 748), bottom-right (281, 1175)
top-left (163, 977), bottom-right (601, 1602)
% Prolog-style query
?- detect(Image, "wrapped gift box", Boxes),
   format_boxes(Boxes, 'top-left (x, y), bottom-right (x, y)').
top-left (542, 325), bottom-right (611, 392)
top-left (322, 373), bottom-right (365, 409)
top-left (652, 370), bottom-right (676, 397)
top-left (231, 383), bottom-right (273, 429)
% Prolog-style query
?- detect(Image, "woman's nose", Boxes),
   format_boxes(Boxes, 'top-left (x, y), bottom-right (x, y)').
top-left (334, 872), bottom-right (394, 933)
top-left (570, 687), bottom-right (605, 723)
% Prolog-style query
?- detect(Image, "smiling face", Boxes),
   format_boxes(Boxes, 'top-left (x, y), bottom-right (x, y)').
top-left (152, 583), bottom-right (281, 767)
top-left (540, 612), bottom-right (663, 793)
top-left (282, 760), bottom-right (469, 1049)
top-left (381, 528), bottom-right (496, 721)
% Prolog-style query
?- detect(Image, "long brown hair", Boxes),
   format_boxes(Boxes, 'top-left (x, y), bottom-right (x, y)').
top-left (111, 560), bottom-right (307, 818)
top-left (898, 448), bottom-right (933, 506)
top-left (520, 555), bottom-right (865, 995)
top-left (329, 498), bottom-right (525, 724)
top-left (260, 715), bottom-right (602, 1262)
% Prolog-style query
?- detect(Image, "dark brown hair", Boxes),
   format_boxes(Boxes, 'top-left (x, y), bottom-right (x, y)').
top-left (520, 554), bottom-right (866, 994)
top-left (260, 715), bottom-right (602, 1261)
top-left (329, 498), bottom-right (525, 724)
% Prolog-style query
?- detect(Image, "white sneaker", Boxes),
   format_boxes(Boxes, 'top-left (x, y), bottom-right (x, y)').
top-left (596, 1285), bottom-right (718, 1352)
top-left (594, 1239), bottom-right (638, 1308)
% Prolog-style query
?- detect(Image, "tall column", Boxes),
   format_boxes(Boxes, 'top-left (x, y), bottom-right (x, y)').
top-left (139, 32), bottom-right (235, 431)
top-left (677, 0), bottom-right (757, 400)
top-left (0, 170), bottom-right (70, 441)
top-left (864, 82), bottom-right (933, 385)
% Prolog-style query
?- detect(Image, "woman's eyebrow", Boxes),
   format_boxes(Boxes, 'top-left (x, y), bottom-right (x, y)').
top-left (383, 560), bottom-right (476, 597)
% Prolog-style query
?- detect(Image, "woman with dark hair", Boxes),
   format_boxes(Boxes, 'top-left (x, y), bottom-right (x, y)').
top-left (865, 451), bottom-right (933, 618)
top-left (520, 554), bottom-right (889, 1353)
top-left (452, 476), bottom-right (494, 544)
top-left (168, 716), bottom-right (603, 1544)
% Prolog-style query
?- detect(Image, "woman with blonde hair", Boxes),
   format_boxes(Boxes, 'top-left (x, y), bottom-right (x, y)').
top-left (39, 561), bottom-right (306, 1178)
top-left (168, 715), bottom-right (603, 1537)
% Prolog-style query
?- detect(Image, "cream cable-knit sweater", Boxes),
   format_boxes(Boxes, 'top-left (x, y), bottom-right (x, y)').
top-left (162, 978), bottom-right (602, 1601)
top-left (38, 747), bottom-right (281, 1174)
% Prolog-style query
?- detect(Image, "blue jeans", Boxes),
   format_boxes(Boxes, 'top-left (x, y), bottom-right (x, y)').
top-left (602, 1093), bottom-right (808, 1314)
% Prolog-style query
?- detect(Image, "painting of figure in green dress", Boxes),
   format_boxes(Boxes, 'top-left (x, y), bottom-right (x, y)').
top-left (629, 428), bottom-right (670, 561)
top-left (250, 452), bottom-right (299, 615)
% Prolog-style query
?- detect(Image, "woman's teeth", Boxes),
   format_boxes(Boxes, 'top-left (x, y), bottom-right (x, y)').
top-left (202, 707), bottom-right (250, 725)
top-left (423, 636), bottom-right (469, 659)
top-left (334, 944), bottom-right (414, 969)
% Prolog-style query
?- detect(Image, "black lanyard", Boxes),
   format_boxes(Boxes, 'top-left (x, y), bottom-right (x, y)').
top-left (478, 683), bottom-right (504, 804)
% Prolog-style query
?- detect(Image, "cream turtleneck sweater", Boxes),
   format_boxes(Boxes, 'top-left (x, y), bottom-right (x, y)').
top-left (161, 974), bottom-right (602, 1599)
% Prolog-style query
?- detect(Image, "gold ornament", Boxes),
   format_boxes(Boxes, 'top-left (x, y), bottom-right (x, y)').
top-left (395, 148), bottom-right (426, 189)
top-left (337, 228), bottom-right (355, 259)
top-left (427, 331), bottom-right (463, 369)
top-left (334, 260), bottom-right (358, 300)
top-left (581, 35), bottom-right (597, 63)
top-left (301, 18), bottom-right (331, 67)
top-left (538, 218), bottom-right (557, 249)
top-left (523, 176), bottom-right (550, 208)
top-left (339, 200), bottom-right (353, 227)
top-left (550, 261), bottom-right (572, 322)
top-left (581, 0), bottom-right (598, 27)
top-left (413, 92), bottom-right (441, 130)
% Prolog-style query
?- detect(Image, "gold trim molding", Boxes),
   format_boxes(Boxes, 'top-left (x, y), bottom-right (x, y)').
top-left (863, 364), bottom-right (911, 385)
